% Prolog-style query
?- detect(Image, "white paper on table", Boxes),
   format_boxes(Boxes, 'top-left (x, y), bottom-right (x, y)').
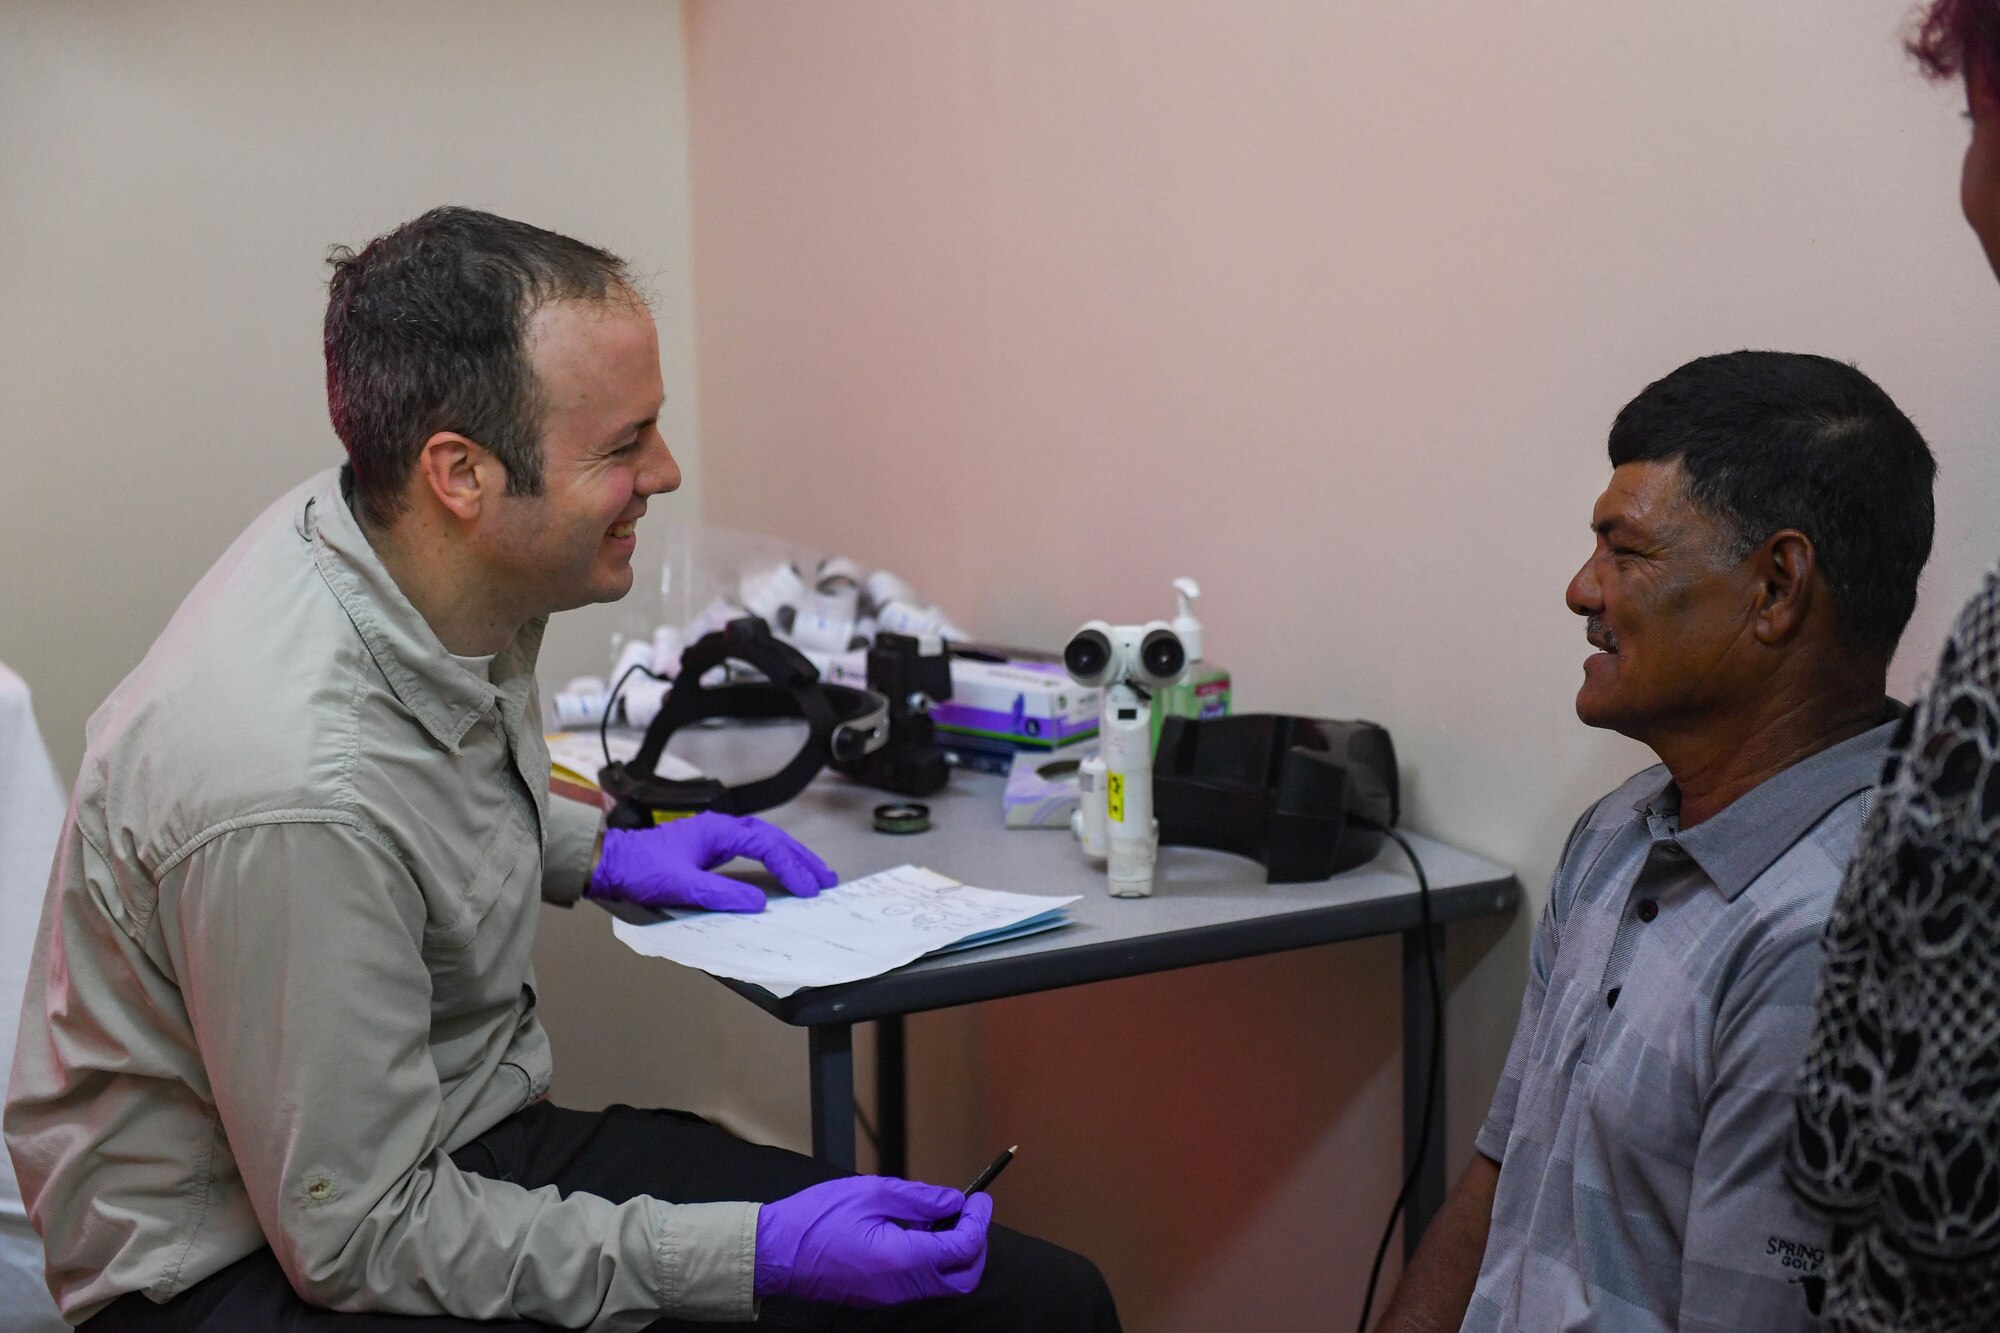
top-left (610, 865), bottom-right (1079, 997)
top-left (545, 730), bottom-right (702, 787)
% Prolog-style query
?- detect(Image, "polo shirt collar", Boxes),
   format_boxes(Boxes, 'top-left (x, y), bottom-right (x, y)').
top-left (1632, 706), bottom-right (1904, 901)
top-left (303, 467), bottom-right (544, 755)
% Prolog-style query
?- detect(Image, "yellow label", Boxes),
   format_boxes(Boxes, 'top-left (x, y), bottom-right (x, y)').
top-left (1107, 771), bottom-right (1125, 823)
top-left (651, 808), bottom-right (698, 825)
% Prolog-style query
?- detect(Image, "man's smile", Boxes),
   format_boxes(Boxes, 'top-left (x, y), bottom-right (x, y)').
top-left (606, 505), bottom-right (644, 542)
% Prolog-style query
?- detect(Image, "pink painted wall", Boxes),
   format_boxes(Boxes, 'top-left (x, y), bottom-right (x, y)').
top-left (683, 2), bottom-right (2000, 1326)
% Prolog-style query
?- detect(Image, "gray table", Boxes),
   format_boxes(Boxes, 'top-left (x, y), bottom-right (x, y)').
top-left (609, 724), bottom-right (1520, 1255)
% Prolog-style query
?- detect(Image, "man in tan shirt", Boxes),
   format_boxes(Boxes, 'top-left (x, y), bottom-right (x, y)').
top-left (4, 208), bottom-right (1119, 1332)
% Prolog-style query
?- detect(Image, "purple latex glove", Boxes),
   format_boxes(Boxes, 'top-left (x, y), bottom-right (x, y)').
top-left (755, 1176), bottom-right (992, 1307)
top-left (584, 813), bottom-right (837, 912)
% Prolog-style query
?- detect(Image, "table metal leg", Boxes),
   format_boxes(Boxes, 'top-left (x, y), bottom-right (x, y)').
top-left (809, 1023), bottom-right (857, 1170)
top-left (1402, 922), bottom-right (1447, 1260)
top-left (876, 1015), bottom-right (908, 1178)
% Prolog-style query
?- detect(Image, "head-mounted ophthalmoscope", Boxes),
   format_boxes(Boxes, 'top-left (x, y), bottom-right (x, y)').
top-left (598, 616), bottom-right (888, 828)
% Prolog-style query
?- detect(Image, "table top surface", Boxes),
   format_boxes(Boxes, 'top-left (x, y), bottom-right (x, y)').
top-left (588, 723), bottom-right (1522, 1026)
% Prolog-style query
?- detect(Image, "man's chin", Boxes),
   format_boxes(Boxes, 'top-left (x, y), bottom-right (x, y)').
top-left (1575, 691), bottom-right (1652, 741)
top-left (1574, 686), bottom-right (1624, 733)
top-left (585, 570), bottom-right (636, 607)
top-left (539, 569), bottom-right (636, 616)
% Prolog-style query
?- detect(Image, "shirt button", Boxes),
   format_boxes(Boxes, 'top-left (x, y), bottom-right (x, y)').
top-left (1637, 899), bottom-right (1658, 922)
top-left (308, 1177), bottom-right (332, 1200)
top-left (1606, 986), bottom-right (1621, 1009)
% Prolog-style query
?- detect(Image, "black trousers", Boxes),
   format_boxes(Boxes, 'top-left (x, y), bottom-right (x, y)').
top-left (87, 1102), bottom-right (1119, 1332)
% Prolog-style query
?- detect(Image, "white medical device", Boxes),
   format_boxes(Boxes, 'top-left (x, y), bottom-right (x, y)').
top-left (1062, 606), bottom-right (1188, 897)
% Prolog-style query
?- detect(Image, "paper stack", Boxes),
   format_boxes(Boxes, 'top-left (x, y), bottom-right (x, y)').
top-left (611, 865), bottom-right (1078, 997)
top-left (546, 730), bottom-right (703, 794)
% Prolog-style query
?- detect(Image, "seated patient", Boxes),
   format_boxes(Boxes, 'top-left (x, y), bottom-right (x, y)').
top-left (1376, 351), bottom-right (1935, 1333)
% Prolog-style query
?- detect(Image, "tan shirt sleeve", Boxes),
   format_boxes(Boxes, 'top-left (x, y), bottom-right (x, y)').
top-left (541, 790), bottom-right (604, 907)
top-left (156, 818), bottom-right (755, 1329)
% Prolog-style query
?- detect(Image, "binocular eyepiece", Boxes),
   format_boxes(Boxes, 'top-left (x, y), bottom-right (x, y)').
top-left (1062, 620), bottom-right (1187, 691)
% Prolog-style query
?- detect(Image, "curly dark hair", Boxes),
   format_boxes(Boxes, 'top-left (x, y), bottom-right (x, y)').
top-left (1910, 0), bottom-right (2000, 88)
top-left (324, 207), bottom-right (635, 530)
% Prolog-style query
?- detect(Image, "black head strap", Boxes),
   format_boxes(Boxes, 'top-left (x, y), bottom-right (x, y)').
top-left (600, 617), bottom-right (881, 826)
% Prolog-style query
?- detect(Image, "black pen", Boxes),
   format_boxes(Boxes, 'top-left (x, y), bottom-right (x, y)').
top-left (929, 1145), bottom-right (1016, 1231)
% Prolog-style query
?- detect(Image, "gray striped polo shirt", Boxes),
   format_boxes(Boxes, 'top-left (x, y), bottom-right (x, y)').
top-left (1466, 714), bottom-right (1900, 1333)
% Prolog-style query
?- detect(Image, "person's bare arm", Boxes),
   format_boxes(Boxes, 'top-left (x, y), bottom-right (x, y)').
top-left (1372, 1152), bottom-right (1501, 1333)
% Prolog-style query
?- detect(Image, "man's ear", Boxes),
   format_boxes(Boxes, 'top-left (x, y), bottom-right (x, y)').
top-left (412, 431), bottom-right (501, 522)
top-left (1750, 528), bottom-right (1817, 646)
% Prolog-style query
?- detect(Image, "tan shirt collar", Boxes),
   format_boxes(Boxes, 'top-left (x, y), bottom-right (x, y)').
top-left (301, 467), bottom-right (545, 755)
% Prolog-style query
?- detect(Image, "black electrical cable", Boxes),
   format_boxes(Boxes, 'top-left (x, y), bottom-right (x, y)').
top-left (1353, 820), bottom-right (1441, 1333)
top-left (598, 660), bottom-right (663, 770)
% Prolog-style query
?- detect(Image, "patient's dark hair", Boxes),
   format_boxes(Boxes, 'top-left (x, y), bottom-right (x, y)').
top-left (1911, 0), bottom-right (2000, 92)
top-left (1608, 351), bottom-right (1936, 658)
top-left (324, 206), bottom-right (635, 529)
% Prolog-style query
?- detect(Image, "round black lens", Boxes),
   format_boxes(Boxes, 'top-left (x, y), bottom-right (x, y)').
top-left (1064, 630), bottom-right (1112, 680)
top-left (1140, 629), bottom-right (1185, 679)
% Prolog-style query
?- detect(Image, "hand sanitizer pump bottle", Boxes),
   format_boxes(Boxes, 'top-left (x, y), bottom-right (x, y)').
top-left (1150, 578), bottom-right (1232, 750)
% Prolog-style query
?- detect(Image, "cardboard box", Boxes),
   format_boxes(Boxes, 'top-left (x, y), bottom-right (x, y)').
top-left (931, 658), bottom-right (1100, 752)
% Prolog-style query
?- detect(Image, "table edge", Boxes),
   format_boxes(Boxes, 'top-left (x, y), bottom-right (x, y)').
top-left (719, 870), bottom-right (1521, 1026)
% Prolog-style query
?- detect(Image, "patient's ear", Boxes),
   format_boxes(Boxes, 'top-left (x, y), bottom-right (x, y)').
top-left (414, 431), bottom-right (500, 522)
top-left (1750, 529), bottom-right (1816, 646)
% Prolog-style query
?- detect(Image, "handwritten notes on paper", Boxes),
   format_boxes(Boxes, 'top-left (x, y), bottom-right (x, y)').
top-left (610, 865), bottom-right (1078, 997)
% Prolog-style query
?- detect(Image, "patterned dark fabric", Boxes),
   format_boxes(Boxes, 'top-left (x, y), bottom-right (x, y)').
top-left (1791, 566), bottom-right (2000, 1328)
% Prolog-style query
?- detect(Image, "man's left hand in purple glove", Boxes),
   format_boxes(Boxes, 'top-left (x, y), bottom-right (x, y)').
top-left (754, 1175), bottom-right (993, 1308)
top-left (583, 812), bottom-right (838, 913)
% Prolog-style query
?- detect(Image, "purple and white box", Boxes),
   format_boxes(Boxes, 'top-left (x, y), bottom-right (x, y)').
top-left (932, 659), bottom-right (1100, 754)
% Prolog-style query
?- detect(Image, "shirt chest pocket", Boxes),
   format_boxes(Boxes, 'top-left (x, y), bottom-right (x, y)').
top-left (423, 815), bottom-right (538, 954)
